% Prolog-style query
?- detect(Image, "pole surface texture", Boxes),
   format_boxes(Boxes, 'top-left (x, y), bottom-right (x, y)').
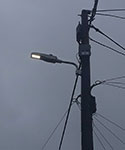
top-left (79, 10), bottom-right (94, 150)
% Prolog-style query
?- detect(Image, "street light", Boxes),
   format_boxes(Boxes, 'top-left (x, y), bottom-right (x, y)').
top-left (31, 51), bottom-right (80, 150)
top-left (31, 52), bottom-right (78, 69)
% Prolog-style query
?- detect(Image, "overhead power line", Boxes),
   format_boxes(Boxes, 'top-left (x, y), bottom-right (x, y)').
top-left (94, 117), bottom-right (125, 145)
top-left (92, 76), bottom-right (125, 90)
top-left (93, 122), bottom-right (114, 150)
top-left (91, 25), bottom-right (125, 52)
top-left (97, 9), bottom-right (125, 12)
top-left (94, 130), bottom-right (106, 150)
top-left (96, 113), bottom-right (125, 131)
top-left (41, 95), bottom-right (82, 150)
top-left (103, 75), bottom-right (125, 82)
top-left (106, 81), bottom-right (125, 85)
top-left (89, 37), bottom-right (125, 57)
top-left (41, 99), bottom-right (80, 150)
top-left (96, 13), bottom-right (125, 20)
top-left (89, 0), bottom-right (99, 26)
top-left (41, 110), bottom-right (68, 150)
top-left (103, 82), bottom-right (125, 90)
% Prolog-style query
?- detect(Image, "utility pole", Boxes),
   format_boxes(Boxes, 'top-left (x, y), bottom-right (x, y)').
top-left (77, 10), bottom-right (96, 150)
top-left (31, 2), bottom-right (98, 150)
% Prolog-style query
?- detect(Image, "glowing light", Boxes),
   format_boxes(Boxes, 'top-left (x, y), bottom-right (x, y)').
top-left (31, 54), bottom-right (40, 59)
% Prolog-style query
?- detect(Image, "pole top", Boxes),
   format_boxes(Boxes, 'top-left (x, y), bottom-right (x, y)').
top-left (78, 10), bottom-right (91, 17)
top-left (82, 9), bottom-right (91, 14)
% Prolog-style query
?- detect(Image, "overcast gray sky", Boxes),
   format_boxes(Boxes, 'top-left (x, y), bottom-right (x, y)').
top-left (0, 0), bottom-right (125, 150)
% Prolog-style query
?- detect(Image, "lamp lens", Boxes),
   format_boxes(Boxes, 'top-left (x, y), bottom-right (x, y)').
top-left (31, 54), bottom-right (41, 59)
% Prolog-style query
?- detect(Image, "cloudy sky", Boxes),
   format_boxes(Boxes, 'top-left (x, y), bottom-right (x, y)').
top-left (0, 0), bottom-right (125, 150)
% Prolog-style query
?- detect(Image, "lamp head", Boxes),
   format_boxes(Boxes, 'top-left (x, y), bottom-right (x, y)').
top-left (31, 52), bottom-right (62, 63)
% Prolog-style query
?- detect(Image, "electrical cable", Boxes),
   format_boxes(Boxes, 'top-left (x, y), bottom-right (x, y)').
top-left (103, 82), bottom-right (125, 90)
top-left (91, 76), bottom-right (125, 90)
top-left (96, 113), bottom-right (125, 131)
top-left (105, 81), bottom-right (125, 85)
top-left (41, 110), bottom-right (68, 150)
top-left (89, 0), bottom-right (99, 26)
top-left (96, 13), bottom-right (125, 19)
top-left (58, 64), bottom-right (81, 150)
top-left (97, 9), bottom-right (125, 12)
top-left (94, 117), bottom-right (125, 145)
top-left (94, 130), bottom-right (106, 150)
top-left (93, 122), bottom-right (114, 150)
top-left (103, 75), bottom-right (125, 82)
top-left (90, 37), bottom-right (125, 57)
top-left (41, 100), bottom-right (79, 150)
top-left (91, 25), bottom-right (125, 52)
